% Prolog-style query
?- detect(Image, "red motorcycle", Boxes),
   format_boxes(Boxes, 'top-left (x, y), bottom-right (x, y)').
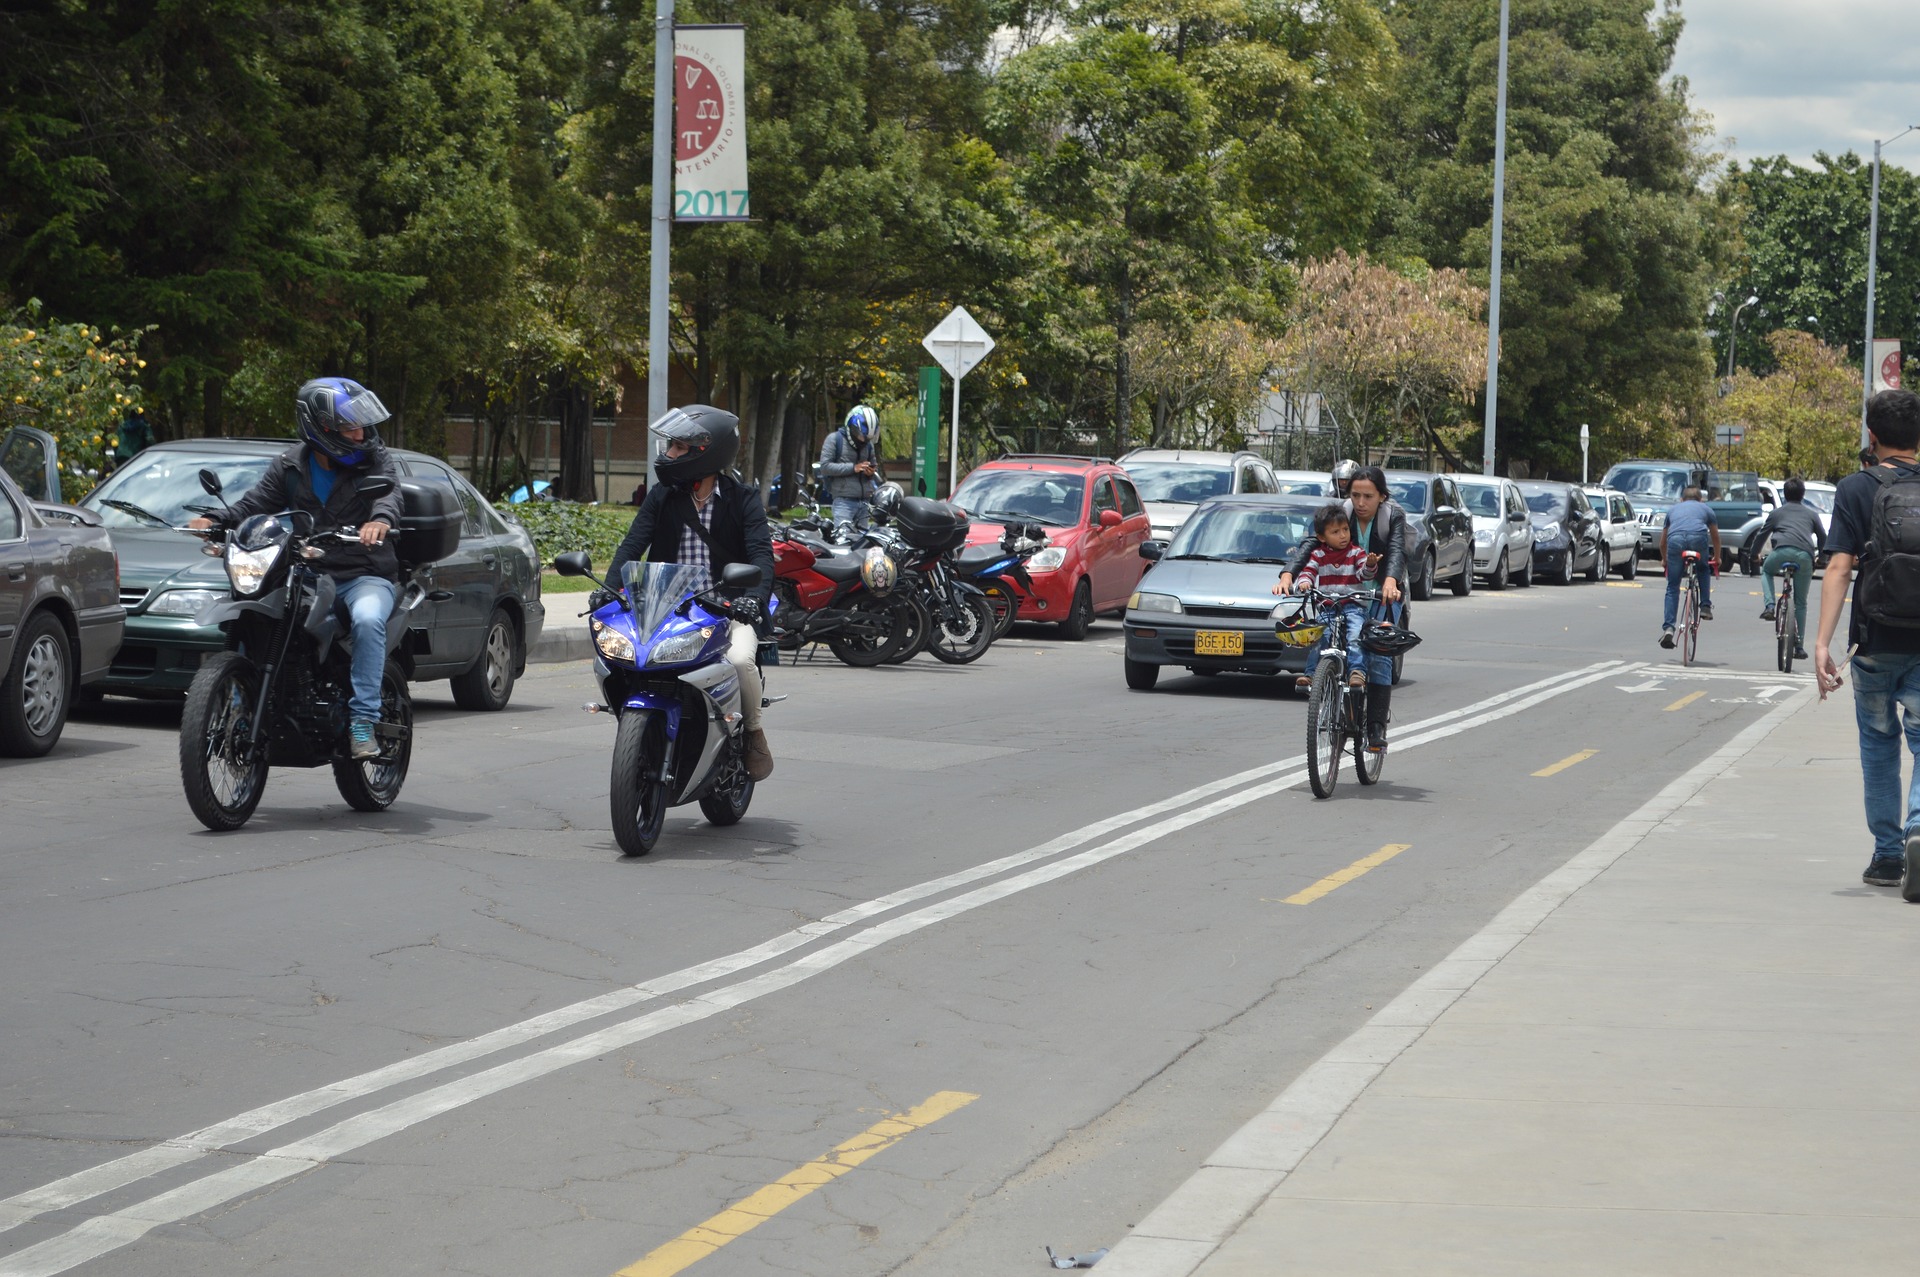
top-left (769, 524), bottom-right (918, 667)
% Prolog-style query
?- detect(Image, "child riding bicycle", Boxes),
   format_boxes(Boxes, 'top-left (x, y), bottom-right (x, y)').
top-left (1284, 504), bottom-right (1374, 691)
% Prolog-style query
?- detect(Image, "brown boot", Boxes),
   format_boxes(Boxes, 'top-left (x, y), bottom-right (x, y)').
top-left (744, 728), bottom-right (773, 781)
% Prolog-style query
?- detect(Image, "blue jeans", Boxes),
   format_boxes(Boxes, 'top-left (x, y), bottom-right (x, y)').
top-left (1852, 651), bottom-right (1920, 862)
top-left (830, 497), bottom-right (871, 530)
top-left (1663, 537), bottom-right (1713, 630)
top-left (334, 575), bottom-right (396, 722)
top-left (1305, 605), bottom-right (1366, 679)
top-left (1760, 547), bottom-right (1813, 639)
top-left (1304, 600), bottom-right (1398, 686)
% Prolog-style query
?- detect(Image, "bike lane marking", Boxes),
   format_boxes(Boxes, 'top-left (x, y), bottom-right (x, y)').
top-left (612, 1091), bottom-right (977, 1277)
top-left (1664, 690), bottom-right (1706, 711)
top-left (1281, 845), bottom-right (1413, 905)
top-left (1532, 749), bottom-right (1598, 777)
top-left (0, 662), bottom-right (1639, 1277)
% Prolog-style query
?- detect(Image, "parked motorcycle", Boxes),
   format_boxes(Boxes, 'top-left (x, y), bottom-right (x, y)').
top-left (176, 469), bottom-right (461, 831)
top-left (878, 496), bottom-right (996, 665)
top-left (949, 520), bottom-right (1048, 640)
top-left (768, 520), bottom-right (918, 666)
top-left (556, 554), bottom-right (771, 857)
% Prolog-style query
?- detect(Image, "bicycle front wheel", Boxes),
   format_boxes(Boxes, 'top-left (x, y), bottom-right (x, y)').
top-left (1306, 657), bottom-right (1344, 799)
top-left (1777, 587), bottom-right (1797, 674)
top-left (1680, 583), bottom-right (1698, 666)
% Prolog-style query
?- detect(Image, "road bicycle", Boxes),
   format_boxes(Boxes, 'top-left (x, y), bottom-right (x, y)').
top-left (1285, 586), bottom-right (1388, 799)
top-left (1675, 550), bottom-right (1704, 667)
top-left (1772, 562), bottom-right (1798, 674)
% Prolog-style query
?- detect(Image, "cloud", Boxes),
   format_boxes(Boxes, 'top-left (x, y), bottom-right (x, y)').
top-left (1670, 0), bottom-right (1920, 166)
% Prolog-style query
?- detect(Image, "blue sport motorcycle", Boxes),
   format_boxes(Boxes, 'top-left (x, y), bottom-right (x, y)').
top-left (553, 554), bottom-right (773, 857)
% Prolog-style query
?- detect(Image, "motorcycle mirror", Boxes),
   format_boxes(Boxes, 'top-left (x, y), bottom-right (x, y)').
top-left (552, 551), bottom-right (594, 577)
top-left (721, 563), bottom-right (765, 591)
top-left (198, 468), bottom-right (225, 497)
top-left (354, 476), bottom-right (395, 499)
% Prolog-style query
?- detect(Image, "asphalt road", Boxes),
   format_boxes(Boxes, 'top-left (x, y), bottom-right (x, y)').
top-left (1, 569), bottom-right (1813, 1277)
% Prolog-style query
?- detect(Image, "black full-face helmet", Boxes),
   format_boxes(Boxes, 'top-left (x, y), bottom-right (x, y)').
top-left (650, 405), bottom-right (740, 489)
top-left (295, 377), bottom-right (389, 464)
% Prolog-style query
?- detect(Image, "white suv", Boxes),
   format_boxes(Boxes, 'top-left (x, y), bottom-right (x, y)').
top-left (1450, 475), bottom-right (1534, 589)
top-left (1119, 449), bottom-right (1280, 543)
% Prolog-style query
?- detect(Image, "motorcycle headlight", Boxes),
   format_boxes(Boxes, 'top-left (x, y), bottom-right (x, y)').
top-left (147, 588), bottom-right (227, 617)
top-left (1029, 547), bottom-right (1067, 571)
top-left (648, 628), bottom-right (710, 667)
top-left (592, 619), bottom-right (636, 663)
top-left (1128, 591), bottom-right (1183, 614)
top-left (1534, 521), bottom-right (1561, 543)
top-left (225, 544), bottom-right (282, 596)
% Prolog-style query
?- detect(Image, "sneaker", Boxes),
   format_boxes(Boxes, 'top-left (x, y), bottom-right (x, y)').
top-left (1348, 669), bottom-right (1366, 688)
top-left (1863, 856), bottom-right (1904, 887)
top-left (1700, 605), bottom-right (1714, 621)
top-left (1659, 627), bottom-right (1675, 649)
top-left (350, 721), bottom-right (379, 760)
top-left (1793, 645), bottom-right (1808, 660)
top-left (1760, 605), bottom-right (1776, 621)
top-left (1294, 676), bottom-right (1310, 692)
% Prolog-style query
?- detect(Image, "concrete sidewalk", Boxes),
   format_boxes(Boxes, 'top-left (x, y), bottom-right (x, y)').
top-left (1103, 687), bottom-right (1920, 1276)
top-left (529, 595), bottom-right (592, 663)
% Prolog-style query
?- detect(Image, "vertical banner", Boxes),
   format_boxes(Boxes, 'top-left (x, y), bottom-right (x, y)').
top-left (674, 25), bottom-right (749, 221)
top-left (915, 367), bottom-right (942, 497)
top-left (1874, 338), bottom-right (1903, 393)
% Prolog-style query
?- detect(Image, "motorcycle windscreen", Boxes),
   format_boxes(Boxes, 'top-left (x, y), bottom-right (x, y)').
top-left (622, 561), bottom-right (705, 637)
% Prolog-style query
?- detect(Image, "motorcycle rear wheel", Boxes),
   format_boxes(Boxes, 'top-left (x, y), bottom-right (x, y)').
top-left (333, 661), bottom-right (413, 812)
top-left (610, 710), bottom-right (669, 856)
top-left (981, 582), bottom-right (1020, 639)
top-left (883, 593), bottom-right (935, 664)
top-left (698, 736), bottom-right (755, 826)
top-left (930, 593), bottom-right (996, 665)
top-left (180, 652), bottom-right (270, 831)
top-left (828, 597), bottom-right (911, 667)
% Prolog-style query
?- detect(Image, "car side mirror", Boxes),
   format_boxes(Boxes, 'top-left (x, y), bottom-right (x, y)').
top-left (198, 468), bottom-right (225, 497)
top-left (1140, 540), bottom-right (1165, 561)
top-left (1508, 511), bottom-right (1526, 523)
top-left (1098, 509), bottom-right (1122, 529)
top-left (552, 551), bottom-right (594, 577)
top-left (721, 562), bottom-right (764, 591)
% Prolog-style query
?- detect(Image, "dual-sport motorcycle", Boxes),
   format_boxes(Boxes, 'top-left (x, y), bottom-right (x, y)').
top-left (176, 468), bottom-right (461, 830)
top-left (556, 553), bottom-right (775, 857)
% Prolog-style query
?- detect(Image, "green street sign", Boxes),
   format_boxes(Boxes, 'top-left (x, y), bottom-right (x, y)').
top-left (915, 366), bottom-right (942, 497)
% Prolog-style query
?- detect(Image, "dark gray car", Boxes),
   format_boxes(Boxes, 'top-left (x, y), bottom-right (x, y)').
top-left (63, 438), bottom-right (543, 708)
top-left (1384, 470), bottom-right (1475, 599)
top-left (0, 427), bottom-right (124, 755)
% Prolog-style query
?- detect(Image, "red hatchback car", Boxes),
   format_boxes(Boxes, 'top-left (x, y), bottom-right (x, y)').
top-left (951, 454), bottom-right (1153, 639)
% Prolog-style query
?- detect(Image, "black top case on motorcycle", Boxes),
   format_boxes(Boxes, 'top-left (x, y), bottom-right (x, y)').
top-left (893, 496), bottom-right (969, 553)
top-left (395, 479), bottom-right (463, 570)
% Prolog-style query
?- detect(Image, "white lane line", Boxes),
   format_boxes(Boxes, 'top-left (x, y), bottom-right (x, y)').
top-left (1096, 688), bottom-right (1817, 1277)
top-left (0, 662), bottom-right (1630, 1273)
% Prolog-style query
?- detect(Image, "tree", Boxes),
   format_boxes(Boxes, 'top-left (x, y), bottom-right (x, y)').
top-left (1, 301), bottom-right (150, 479)
top-left (1723, 329), bottom-right (1861, 482)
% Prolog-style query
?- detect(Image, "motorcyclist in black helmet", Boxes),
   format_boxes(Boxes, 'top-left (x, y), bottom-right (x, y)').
top-left (607, 405), bottom-right (778, 780)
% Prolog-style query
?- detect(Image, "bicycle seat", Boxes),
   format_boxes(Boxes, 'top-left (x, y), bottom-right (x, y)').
top-left (1680, 550), bottom-right (1701, 562)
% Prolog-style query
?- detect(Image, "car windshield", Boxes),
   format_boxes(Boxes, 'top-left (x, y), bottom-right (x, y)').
top-left (1386, 479), bottom-right (1428, 513)
top-left (1711, 474), bottom-right (1761, 502)
top-left (951, 470), bottom-right (1085, 527)
top-left (1273, 475), bottom-right (1334, 496)
top-left (1802, 487), bottom-right (1835, 514)
top-left (1522, 490), bottom-right (1569, 517)
top-left (80, 452), bottom-right (274, 527)
top-left (1455, 482), bottom-right (1504, 517)
top-left (1605, 467), bottom-right (1686, 501)
top-left (1126, 463), bottom-right (1232, 504)
top-left (1166, 505), bottom-right (1315, 562)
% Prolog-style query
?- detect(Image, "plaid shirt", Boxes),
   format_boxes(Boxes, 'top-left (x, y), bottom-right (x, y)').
top-left (677, 494), bottom-right (716, 593)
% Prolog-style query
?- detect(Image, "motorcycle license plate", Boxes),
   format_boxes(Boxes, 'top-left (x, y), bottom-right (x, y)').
top-left (1193, 630), bottom-right (1244, 656)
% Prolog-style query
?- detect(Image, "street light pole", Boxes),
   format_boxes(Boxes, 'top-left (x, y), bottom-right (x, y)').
top-left (1726, 294), bottom-right (1758, 382)
top-left (1863, 125), bottom-right (1918, 449)
top-left (1481, 0), bottom-right (1511, 477)
top-left (646, 0), bottom-right (674, 487)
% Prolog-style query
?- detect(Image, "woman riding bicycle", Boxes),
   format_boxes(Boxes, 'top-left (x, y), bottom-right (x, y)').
top-left (1276, 466), bottom-right (1407, 750)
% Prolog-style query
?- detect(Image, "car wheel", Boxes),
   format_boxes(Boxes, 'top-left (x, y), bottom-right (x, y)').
top-left (1124, 657), bottom-right (1159, 690)
top-left (1412, 551), bottom-right (1435, 601)
top-left (1513, 548), bottom-right (1533, 587)
top-left (1587, 540), bottom-right (1607, 582)
top-left (1488, 554), bottom-right (1509, 590)
top-left (0, 611), bottom-right (71, 758)
top-left (1450, 553), bottom-right (1473, 596)
top-left (1622, 551), bottom-right (1638, 580)
top-left (450, 607), bottom-right (519, 711)
top-left (1059, 579), bottom-right (1095, 641)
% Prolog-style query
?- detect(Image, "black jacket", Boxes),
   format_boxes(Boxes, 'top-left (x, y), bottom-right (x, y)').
top-left (607, 475), bottom-right (777, 605)
top-left (1284, 499), bottom-right (1409, 588)
top-left (216, 442), bottom-right (405, 582)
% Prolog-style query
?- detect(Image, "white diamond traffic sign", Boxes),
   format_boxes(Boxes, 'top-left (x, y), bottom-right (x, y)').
top-left (922, 306), bottom-right (995, 381)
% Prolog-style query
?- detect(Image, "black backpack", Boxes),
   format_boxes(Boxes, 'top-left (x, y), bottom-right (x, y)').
top-left (1860, 462), bottom-right (1920, 628)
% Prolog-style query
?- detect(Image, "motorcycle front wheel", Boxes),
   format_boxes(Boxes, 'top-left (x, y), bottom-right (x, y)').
top-left (828, 597), bottom-right (912, 667)
top-left (180, 652), bottom-right (271, 831)
top-left (930, 592), bottom-right (996, 665)
top-left (333, 660), bottom-right (413, 812)
top-left (883, 592), bottom-right (935, 664)
top-left (610, 710), bottom-right (669, 856)
top-left (981, 582), bottom-right (1020, 639)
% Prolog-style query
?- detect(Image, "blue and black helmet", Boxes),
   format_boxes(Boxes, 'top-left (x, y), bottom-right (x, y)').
top-left (844, 404), bottom-right (878, 445)
top-left (295, 377), bottom-right (390, 465)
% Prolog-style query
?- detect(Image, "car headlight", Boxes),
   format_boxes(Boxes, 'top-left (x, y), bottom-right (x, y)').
top-left (146, 588), bottom-right (227, 617)
top-left (1128, 591), bottom-right (1183, 614)
top-left (225, 544), bottom-right (281, 596)
top-left (592, 619), bottom-right (636, 663)
top-left (1029, 547), bottom-right (1067, 571)
top-left (1533, 521), bottom-right (1561, 543)
top-left (648, 628), bottom-right (710, 666)
top-left (1473, 528), bottom-right (1494, 546)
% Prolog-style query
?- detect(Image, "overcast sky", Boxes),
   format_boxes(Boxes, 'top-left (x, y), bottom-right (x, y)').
top-left (1671, 0), bottom-right (1920, 168)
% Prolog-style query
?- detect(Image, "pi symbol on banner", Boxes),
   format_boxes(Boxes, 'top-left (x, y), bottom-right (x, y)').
top-left (674, 56), bottom-right (722, 159)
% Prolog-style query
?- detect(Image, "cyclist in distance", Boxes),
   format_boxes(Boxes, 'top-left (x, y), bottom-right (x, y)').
top-left (1658, 485), bottom-right (1721, 648)
top-left (1756, 478), bottom-right (1825, 659)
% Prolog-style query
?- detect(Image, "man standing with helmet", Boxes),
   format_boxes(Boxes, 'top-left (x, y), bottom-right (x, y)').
top-left (189, 378), bottom-right (404, 760)
top-left (819, 405), bottom-right (880, 528)
top-left (607, 405), bottom-right (778, 781)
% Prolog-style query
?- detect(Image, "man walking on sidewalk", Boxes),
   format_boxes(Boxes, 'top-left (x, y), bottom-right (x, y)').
top-left (1815, 388), bottom-right (1920, 885)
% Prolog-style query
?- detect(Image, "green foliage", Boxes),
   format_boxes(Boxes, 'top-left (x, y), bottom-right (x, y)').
top-left (0, 300), bottom-right (150, 477)
top-left (1723, 330), bottom-right (1861, 482)
top-left (502, 500), bottom-right (634, 568)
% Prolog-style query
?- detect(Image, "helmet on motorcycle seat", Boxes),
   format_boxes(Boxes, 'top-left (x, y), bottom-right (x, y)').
top-left (1271, 595), bottom-right (1325, 649)
top-left (651, 405), bottom-right (740, 490)
top-left (861, 545), bottom-right (899, 596)
top-left (844, 404), bottom-right (878, 445)
top-left (1359, 617), bottom-right (1422, 656)
top-left (295, 377), bottom-right (390, 465)
top-left (872, 481), bottom-right (904, 516)
top-left (1331, 458), bottom-right (1360, 490)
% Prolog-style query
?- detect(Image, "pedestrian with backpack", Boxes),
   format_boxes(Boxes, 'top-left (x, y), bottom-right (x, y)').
top-left (1815, 388), bottom-right (1920, 886)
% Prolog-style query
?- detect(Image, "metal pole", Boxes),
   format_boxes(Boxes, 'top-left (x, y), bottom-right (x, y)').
top-left (949, 369), bottom-right (961, 498)
top-left (647, 0), bottom-right (674, 486)
top-left (1863, 138), bottom-right (1883, 450)
top-left (1481, 0), bottom-right (1511, 477)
